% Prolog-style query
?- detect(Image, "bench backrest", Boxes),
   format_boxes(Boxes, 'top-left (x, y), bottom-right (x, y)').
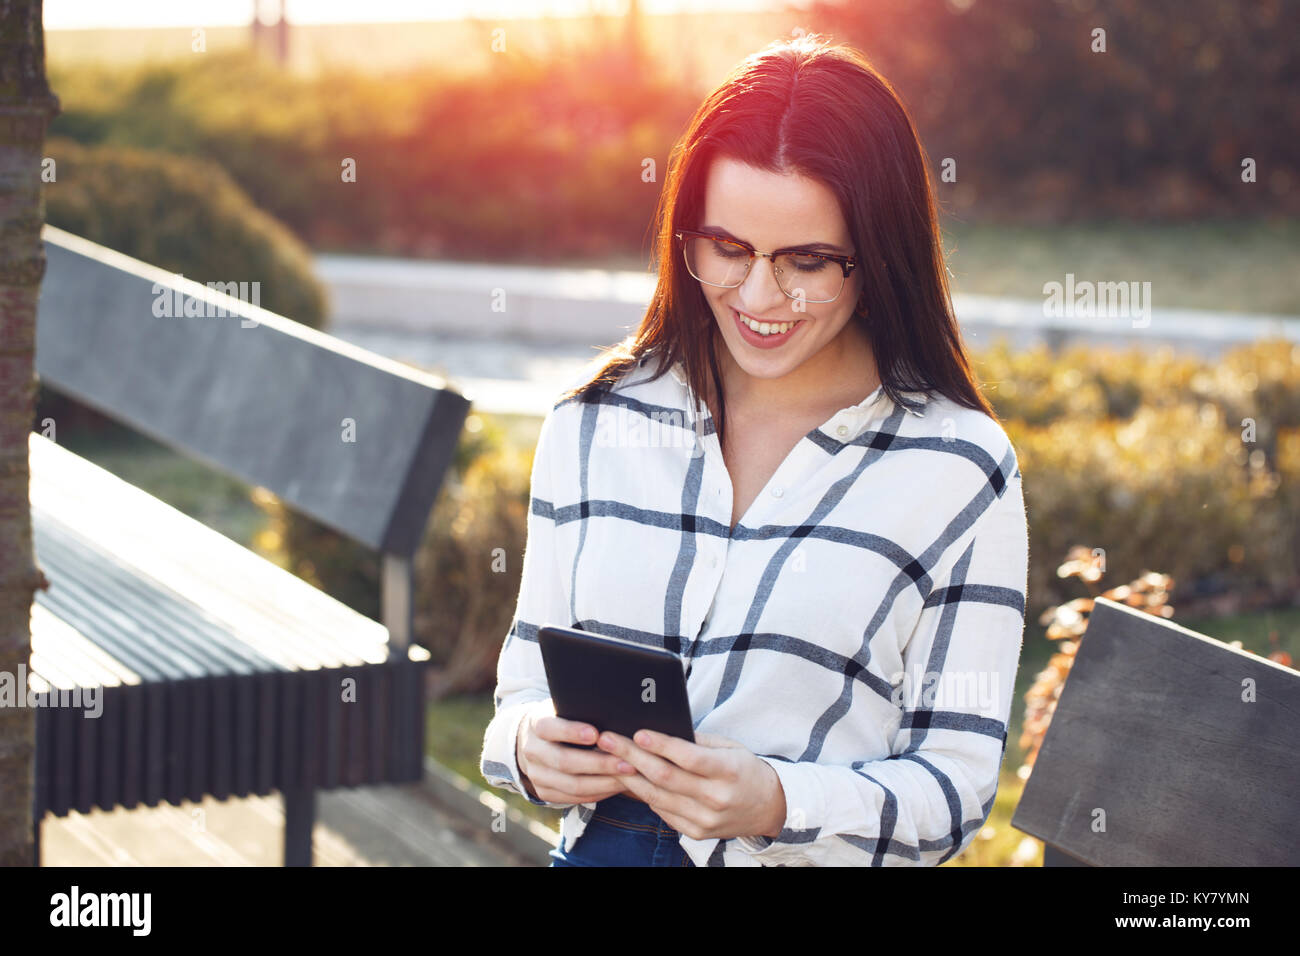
top-left (35, 226), bottom-right (469, 560)
top-left (1010, 596), bottom-right (1300, 866)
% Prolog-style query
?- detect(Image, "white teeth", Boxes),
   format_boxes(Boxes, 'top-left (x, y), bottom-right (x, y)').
top-left (739, 313), bottom-right (796, 336)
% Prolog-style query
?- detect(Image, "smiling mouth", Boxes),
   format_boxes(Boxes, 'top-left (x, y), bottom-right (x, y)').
top-left (733, 308), bottom-right (804, 337)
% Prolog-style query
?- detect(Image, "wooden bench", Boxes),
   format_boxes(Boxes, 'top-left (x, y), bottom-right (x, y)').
top-left (28, 226), bottom-right (469, 865)
top-left (1010, 596), bottom-right (1300, 866)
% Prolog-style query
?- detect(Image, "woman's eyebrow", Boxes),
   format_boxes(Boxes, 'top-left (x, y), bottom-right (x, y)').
top-left (698, 224), bottom-right (850, 255)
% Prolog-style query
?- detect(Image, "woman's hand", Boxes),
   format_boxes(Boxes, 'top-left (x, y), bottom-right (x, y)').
top-left (597, 729), bottom-right (786, 841)
top-left (515, 699), bottom-right (629, 805)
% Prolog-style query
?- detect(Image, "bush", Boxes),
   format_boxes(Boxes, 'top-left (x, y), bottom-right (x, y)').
top-left (43, 136), bottom-right (327, 328)
top-left (814, 0), bottom-right (1300, 221)
top-left (413, 414), bottom-right (535, 696)
top-left (1009, 401), bottom-right (1293, 616)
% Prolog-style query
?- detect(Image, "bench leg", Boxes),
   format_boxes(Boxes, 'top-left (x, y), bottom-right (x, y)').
top-left (283, 786), bottom-right (315, 867)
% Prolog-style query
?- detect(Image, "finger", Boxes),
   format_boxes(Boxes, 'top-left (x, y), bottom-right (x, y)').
top-left (606, 736), bottom-right (708, 812)
top-left (615, 771), bottom-right (701, 834)
top-left (531, 764), bottom-right (627, 802)
top-left (693, 731), bottom-right (745, 750)
top-left (535, 715), bottom-right (600, 746)
top-left (535, 736), bottom-right (626, 777)
top-left (634, 729), bottom-right (728, 774)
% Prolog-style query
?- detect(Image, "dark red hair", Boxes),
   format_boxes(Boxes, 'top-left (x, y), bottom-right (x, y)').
top-left (560, 32), bottom-right (995, 446)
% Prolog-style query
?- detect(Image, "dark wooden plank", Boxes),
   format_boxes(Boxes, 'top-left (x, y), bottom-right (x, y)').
top-left (254, 671), bottom-right (278, 797)
top-left (229, 673), bottom-right (256, 799)
top-left (300, 669), bottom-right (323, 789)
top-left (394, 654), bottom-right (426, 782)
top-left (407, 658), bottom-right (428, 782)
top-left (367, 665), bottom-right (388, 784)
top-left (120, 687), bottom-right (144, 809)
top-left (278, 671), bottom-right (300, 793)
top-left (74, 690), bottom-right (99, 814)
top-left (338, 671), bottom-right (364, 790)
top-left (186, 677), bottom-right (208, 802)
top-left (1043, 844), bottom-right (1090, 867)
top-left (163, 678), bottom-right (191, 804)
top-left (49, 689), bottom-right (76, 816)
top-left (37, 228), bottom-right (468, 559)
top-left (209, 672), bottom-right (234, 800)
top-left (33, 697), bottom-right (50, 820)
top-left (97, 684), bottom-right (124, 810)
top-left (142, 681), bottom-right (167, 806)
top-left (1011, 596), bottom-right (1300, 865)
top-left (283, 785), bottom-right (315, 867)
top-left (322, 668), bottom-right (343, 789)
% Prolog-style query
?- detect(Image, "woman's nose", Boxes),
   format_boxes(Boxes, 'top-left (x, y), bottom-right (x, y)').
top-left (737, 254), bottom-right (790, 307)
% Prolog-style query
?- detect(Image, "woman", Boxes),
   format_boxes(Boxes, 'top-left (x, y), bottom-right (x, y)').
top-left (480, 32), bottom-right (1029, 867)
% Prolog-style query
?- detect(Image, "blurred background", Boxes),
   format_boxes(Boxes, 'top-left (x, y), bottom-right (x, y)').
top-left (35, 0), bottom-right (1300, 865)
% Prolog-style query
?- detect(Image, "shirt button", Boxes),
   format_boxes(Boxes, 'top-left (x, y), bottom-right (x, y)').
top-left (771, 487), bottom-right (783, 498)
top-left (836, 424), bottom-right (849, 437)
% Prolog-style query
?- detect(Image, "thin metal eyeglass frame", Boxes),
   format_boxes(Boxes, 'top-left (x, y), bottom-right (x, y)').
top-left (674, 228), bottom-right (858, 303)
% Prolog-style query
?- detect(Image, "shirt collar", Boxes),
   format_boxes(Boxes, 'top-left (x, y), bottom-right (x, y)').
top-left (667, 359), bottom-right (927, 420)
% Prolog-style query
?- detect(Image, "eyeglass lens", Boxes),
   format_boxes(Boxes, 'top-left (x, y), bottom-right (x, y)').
top-left (684, 236), bottom-right (845, 302)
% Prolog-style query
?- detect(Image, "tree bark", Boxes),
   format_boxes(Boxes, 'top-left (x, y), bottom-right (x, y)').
top-left (0, 0), bottom-right (59, 867)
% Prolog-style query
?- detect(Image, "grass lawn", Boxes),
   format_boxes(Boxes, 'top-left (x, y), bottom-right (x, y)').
top-left (945, 219), bottom-right (1300, 315)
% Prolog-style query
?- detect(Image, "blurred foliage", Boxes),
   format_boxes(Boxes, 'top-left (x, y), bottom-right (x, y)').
top-left (414, 413), bottom-right (535, 697)
top-left (43, 136), bottom-right (327, 328)
top-left (46, 3), bottom-right (1300, 263)
top-left (48, 48), bottom-right (699, 260)
top-left (813, 0), bottom-right (1300, 222)
top-left (984, 338), bottom-right (1300, 616)
top-left (255, 493), bottom-right (382, 621)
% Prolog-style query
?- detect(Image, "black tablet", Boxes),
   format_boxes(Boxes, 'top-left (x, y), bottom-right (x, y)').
top-left (538, 624), bottom-right (695, 748)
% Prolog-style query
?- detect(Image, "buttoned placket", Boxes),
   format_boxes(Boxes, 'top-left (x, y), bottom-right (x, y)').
top-left (665, 360), bottom-right (926, 663)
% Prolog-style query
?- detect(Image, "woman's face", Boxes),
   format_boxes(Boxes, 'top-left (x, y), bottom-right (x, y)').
top-left (693, 156), bottom-right (867, 393)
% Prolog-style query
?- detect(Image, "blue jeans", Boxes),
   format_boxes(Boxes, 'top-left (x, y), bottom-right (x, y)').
top-left (548, 793), bottom-right (697, 867)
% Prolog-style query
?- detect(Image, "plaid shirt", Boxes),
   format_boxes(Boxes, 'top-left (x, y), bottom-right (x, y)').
top-left (481, 352), bottom-right (1028, 866)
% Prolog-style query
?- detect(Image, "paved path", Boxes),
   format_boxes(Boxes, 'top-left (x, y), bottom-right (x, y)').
top-left (317, 255), bottom-right (1300, 417)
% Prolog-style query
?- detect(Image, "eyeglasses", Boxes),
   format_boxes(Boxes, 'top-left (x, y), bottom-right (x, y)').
top-left (674, 229), bottom-right (857, 304)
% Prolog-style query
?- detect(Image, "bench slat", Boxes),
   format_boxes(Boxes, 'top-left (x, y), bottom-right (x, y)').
top-left (37, 226), bottom-right (469, 558)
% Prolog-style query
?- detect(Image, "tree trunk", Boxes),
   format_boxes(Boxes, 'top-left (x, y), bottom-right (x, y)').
top-left (0, 0), bottom-right (59, 867)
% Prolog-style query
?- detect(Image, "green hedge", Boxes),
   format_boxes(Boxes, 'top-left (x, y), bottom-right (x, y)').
top-left (43, 136), bottom-right (327, 328)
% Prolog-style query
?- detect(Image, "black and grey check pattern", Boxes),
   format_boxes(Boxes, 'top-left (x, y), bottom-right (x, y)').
top-left (482, 353), bottom-right (1028, 866)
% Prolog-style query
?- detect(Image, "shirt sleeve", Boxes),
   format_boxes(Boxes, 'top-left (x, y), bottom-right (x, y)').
top-left (734, 467), bottom-right (1029, 866)
top-left (478, 403), bottom-right (579, 809)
